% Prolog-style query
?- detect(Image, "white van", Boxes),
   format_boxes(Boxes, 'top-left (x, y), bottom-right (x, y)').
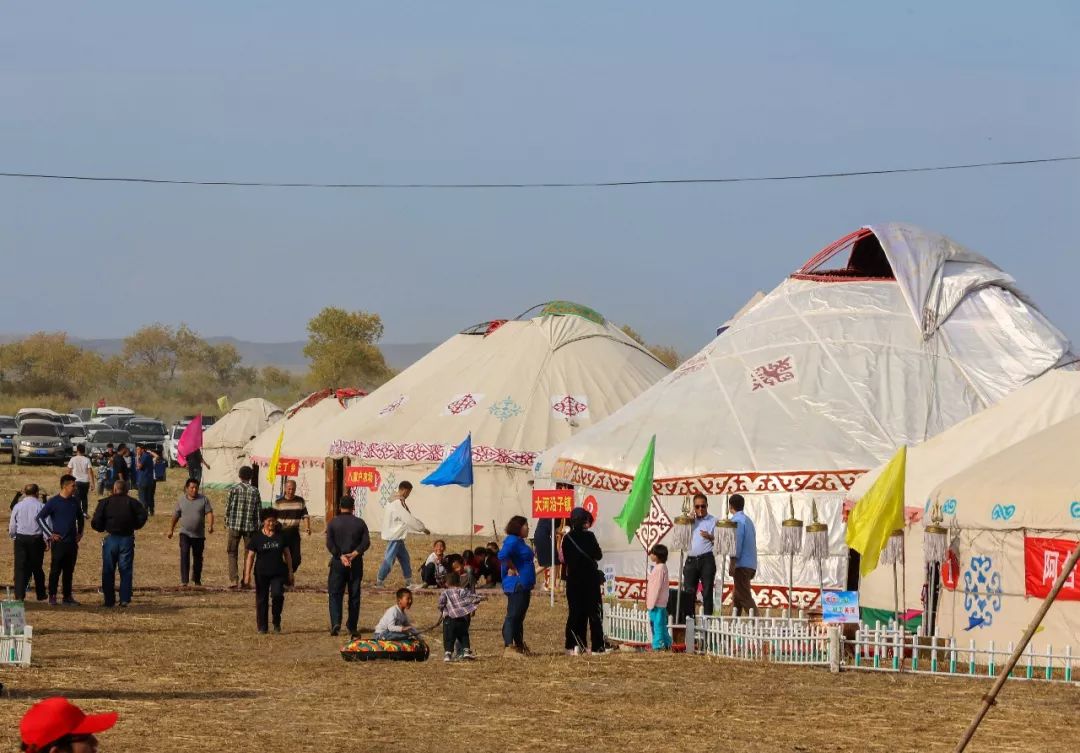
top-left (95, 406), bottom-right (135, 417)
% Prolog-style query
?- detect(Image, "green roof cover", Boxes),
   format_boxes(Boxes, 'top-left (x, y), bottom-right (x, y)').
top-left (540, 301), bottom-right (605, 324)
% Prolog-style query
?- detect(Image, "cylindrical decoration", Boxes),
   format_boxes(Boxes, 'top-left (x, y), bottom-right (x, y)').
top-left (781, 495), bottom-right (804, 555)
top-left (881, 528), bottom-right (905, 565)
top-left (803, 500), bottom-right (830, 560)
top-left (673, 496), bottom-right (694, 552)
top-left (715, 518), bottom-right (738, 559)
top-left (924, 501), bottom-right (948, 564)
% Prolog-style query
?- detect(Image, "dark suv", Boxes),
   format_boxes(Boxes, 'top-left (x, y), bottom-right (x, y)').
top-left (124, 419), bottom-right (168, 453)
top-left (0, 416), bottom-right (16, 455)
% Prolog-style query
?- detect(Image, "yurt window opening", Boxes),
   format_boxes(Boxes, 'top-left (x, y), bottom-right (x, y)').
top-left (794, 229), bottom-right (896, 282)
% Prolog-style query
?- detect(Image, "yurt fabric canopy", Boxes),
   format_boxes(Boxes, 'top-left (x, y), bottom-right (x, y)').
top-left (537, 223), bottom-right (1073, 606)
top-left (199, 398), bottom-right (283, 490)
top-left (322, 302), bottom-right (671, 533)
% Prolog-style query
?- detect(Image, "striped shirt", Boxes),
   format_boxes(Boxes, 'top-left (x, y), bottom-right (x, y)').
top-left (273, 495), bottom-right (308, 529)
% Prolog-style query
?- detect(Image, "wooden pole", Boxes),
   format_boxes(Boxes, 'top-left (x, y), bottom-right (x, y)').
top-left (469, 484), bottom-right (474, 550)
top-left (550, 523), bottom-right (556, 608)
top-left (953, 541), bottom-right (1080, 753)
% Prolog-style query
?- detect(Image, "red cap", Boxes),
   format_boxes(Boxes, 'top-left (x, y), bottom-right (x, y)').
top-left (20, 697), bottom-right (118, 750)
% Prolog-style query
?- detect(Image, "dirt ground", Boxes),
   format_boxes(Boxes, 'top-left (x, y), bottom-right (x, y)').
top-left (0, 464), bottom-right (1076, 752)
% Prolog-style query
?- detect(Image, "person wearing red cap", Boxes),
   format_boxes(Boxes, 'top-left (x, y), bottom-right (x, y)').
top-left (19, 697), bottom-right (117, 752)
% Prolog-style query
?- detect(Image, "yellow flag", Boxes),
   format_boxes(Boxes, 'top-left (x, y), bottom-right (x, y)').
top-left (266, 427), bottom-right (285, 487)
top-left (846, 445), bottom-right (907, 577)
top-left (217, 395), bottom-right (231, 414)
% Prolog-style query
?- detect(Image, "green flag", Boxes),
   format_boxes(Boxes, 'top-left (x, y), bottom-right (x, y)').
top-left (613, 435), bottom-right (656, 543)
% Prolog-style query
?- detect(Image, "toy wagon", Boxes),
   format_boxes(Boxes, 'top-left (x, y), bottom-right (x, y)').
top-left (340, 637), bottom-right (430, 662)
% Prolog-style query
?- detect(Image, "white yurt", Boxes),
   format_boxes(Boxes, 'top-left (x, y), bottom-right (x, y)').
top-left (924, 414), bottom-right (1080, 652)
top-left (321, 301), bottom-right (671, 533)
top-left (848, 369), bottom-right (1080, 627)
top-left (246, 389), bottom-right (364, 510)
top-left (199, 398), bottom-right (283, 490)
top-left (536, 223), bottom-right (1073, 608)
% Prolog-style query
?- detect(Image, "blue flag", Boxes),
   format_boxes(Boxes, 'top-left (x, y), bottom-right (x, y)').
top-left (422, 434), bottom-right (474, 487)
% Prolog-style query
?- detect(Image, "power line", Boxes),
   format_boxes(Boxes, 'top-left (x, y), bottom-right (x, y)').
top-left (0, 155), bottom-right (1078, 190)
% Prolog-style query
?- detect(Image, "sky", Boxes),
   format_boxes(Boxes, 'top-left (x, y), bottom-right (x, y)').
top-left (2, 2), bottom-right (1078, 356)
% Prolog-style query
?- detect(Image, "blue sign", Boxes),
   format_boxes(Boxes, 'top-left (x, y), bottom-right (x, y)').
top-left (821, 590), bottom-right (860, 624)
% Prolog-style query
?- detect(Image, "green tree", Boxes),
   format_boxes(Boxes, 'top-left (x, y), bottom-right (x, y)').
top-left (122, 324), bottom-right (179, 386)
top-left (303, 307), bottom-right (391, 389)
top-left (620, 324), bottom-right (681, 369)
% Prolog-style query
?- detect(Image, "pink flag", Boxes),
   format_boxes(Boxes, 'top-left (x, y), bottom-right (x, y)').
top-left (176, 415), bottom-right (203, 467)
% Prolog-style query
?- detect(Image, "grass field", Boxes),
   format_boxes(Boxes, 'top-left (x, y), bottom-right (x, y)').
top-left (0, 462), bottom-right (1076, 752)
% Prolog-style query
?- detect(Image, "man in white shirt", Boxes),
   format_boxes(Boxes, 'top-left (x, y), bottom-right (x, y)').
top-left (9, 484), bottom-right (47, 601)
top-left (375, 481), bottom-right (430, 588)
top-left (67, 444), bottom-right (96, 517)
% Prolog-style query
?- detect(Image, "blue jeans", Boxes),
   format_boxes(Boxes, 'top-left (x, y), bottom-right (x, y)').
top-left (649, 607), bottom-right (671, 649)
top-left (102, 534), bottom-right (135, 606)
top-left (502, 589), bottom-right (532, 648)
top-left (376, 539), bottom-right (412, 583)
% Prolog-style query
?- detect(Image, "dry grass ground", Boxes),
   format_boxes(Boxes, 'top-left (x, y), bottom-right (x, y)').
top-left (0, 463), bottom-right (1076, 752)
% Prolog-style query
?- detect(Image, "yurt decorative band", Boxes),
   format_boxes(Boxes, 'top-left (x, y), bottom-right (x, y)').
top-left (552, 458), bottom-right (865, 495)
top-left (328, 439), bottom-right (538, 469)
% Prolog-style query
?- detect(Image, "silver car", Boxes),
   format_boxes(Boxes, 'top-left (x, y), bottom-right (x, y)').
top-left (12, 420), bottom-right (70, 465)
top-left (0, 416), bottom-right (16, 454)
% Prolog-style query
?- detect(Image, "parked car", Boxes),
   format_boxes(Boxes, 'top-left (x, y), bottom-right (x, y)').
top-left (81, 422), bottom-right (111, 436)
top-left (61, 423), bottom-right (89, 448)
top-left (125, 418), bottom-right (168, 453)
top-left (0, 416), bottom-right (16, 455)
top-left (86, 429), bottom-right (132, 460)
top-left (12, 420), bottom-right (70, 465)
top-left (101, 414), bottom-right (136, 429)
top-left (15, 408), bottom-right (63, 426)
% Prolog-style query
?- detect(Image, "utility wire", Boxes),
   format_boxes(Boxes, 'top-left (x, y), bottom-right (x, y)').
top-left (0, 155), bottom-right (1077, 190)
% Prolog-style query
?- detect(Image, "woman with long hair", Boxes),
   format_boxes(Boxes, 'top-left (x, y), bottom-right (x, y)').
top-left (561, 507), bottom-right (605, 654)
top-left (498, 515), bottom-right (536, 657)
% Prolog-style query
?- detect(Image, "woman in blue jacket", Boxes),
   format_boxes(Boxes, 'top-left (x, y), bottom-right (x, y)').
top-left (498, 515), bottom-right (536, 657)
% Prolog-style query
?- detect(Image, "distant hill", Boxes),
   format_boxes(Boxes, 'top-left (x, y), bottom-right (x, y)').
top-left (0, 334), bottom-right (435, 373)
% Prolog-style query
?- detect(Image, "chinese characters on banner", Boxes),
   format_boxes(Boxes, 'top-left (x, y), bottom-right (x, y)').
top-left (345, 466), bottom-right (381, 491)
top-left (275, 458), bottom-right (299, 478)
top-left (532, 489), bottom-right (574, 519)
top-left (1024, 536), bottom-right (1080, 601)
top-left (821, 591), bottom-right (861, 624)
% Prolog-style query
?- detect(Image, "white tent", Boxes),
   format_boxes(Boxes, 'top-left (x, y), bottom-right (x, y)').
top-left (246, 389), bottom-right (363, 509)
top-left (322, 302), bottom-right (671, 533)
top-left (200, 398), bottom-right (283, 490)
top-left (924, 414), bottom-right (1080, 651)
top-left (848, 369), bottom-right (1080, 625)
top-left (536, 223), bottom-right (1073, 608)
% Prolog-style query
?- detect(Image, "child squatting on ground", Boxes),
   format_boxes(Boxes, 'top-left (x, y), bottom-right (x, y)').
top-left (646, 544), bottom-right (672, 651)
top-left (437, 569), bottom-right (483, 661)
top-left (374, 588), bottom-right (421, 640)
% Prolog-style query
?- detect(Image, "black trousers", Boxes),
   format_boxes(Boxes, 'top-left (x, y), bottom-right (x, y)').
top-left (683, 553), bottom-right (717, 616)
top-left (13, 534), bottom-right (46, 601)
top-left (281, 526), bottom-right (302, 572)
top-left (565, 577), bottom-right (605, 651)
top-left (442, 616), bottom-right (471, 653)
top-left (179, 534), bottom-right (205, 585)
top-left (327, 559), bottom-right (363, 632)
top-left (255, 572), bottom-right (286, 631)
top-left (75, 482), bottom-right (90, 516)
top-left (48, 540), bottom-right (78, 600)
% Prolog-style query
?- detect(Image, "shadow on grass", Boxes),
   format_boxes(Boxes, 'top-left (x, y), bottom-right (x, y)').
top-left (4, 688), bottom-right (261, 701)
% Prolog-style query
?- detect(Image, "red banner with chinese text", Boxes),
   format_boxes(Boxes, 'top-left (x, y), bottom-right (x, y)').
top-left (531, 489), bottom-right (574, 519)
top-left (1024, 536), bottom-right (1080, 601)
top-left (345, 466), bottom-right (381, 491)
top-left (275, 458), bottom-right (299, 478)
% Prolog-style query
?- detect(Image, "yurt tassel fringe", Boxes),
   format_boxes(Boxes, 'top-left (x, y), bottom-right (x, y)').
top-left (716, 522), bottom-right (738, 559)
top-left (803, 500), bottom-right (829, 560)
top-left (780, 496), bottom-right (803, 555)
top-left (923, 501), bottom-right (948, 564)
top-left (881, 530), bottom-right (905, 565)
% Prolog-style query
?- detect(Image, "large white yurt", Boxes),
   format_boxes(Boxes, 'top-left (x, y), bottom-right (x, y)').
top-left (924, 414), bottom-right (1080, 651)
top-left (246, 389), bottom-right (364, 509)
top-left (321, 302), bottom-right (671, 533)
top-left (536, 223), bottom-right (1073, 608)
top-left (199, 398), bottom-right (283, 490)
top-left (848, 370), bottom-right (1080, 627)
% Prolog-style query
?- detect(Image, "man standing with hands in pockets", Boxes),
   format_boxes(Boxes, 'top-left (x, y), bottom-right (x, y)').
top-left (325, 495), bottom-right (371, 637)
top-left (683, 493), bottom-right (718, 616)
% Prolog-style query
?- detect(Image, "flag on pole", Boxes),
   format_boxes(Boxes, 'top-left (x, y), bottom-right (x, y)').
top-left (176, 415), bottom-right (204, 468)
top-left (217, 395), bottom-right (231, 414)
top-left (846, 445), bottom-right (907, 577)
top-left (266, 427), bottom-right (285, 487)
top-left (422, 434), bottom-right (474, 487)
top-left (613, 435), bottom-right (655, 543)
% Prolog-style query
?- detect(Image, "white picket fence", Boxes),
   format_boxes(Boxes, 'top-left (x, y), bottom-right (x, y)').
top-left (0, 625), bottom-right (33, 667)
top-left (603, 604), bottom-right (1076, 684)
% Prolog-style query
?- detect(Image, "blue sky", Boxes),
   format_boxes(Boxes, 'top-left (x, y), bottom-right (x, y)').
top-left (2, 2), bottom-right (1078, 354)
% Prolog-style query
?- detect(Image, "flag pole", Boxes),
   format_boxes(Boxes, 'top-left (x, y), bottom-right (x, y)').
top-left (550, 524), bottom-right (556, 608)
top-left (469, 485), bottom-right (474, 550)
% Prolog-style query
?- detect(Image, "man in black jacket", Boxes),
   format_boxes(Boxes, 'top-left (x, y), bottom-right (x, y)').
top-left (91, 479), bottom-right (148, 607)
top-left (326, 495), bottom-right (371, 637)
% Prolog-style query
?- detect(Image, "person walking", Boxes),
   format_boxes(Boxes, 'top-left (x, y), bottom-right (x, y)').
top-left (37, 474), bottom-right (85, 606)
top-left (242, 510), bottom-right (294, 633)
top-left (375, 481), bottom-right (429, 588)
top-left (90, 479), bottom-right (148, 607)
top-left (19, 697), bottom-right (118, 753)
top-left (561, 507), bottom-right (605, 655)
top-left (66, 444), bottom-right (95, 517)
top-left (728, 494), bottom-right (758, 616)
top-left (272, 479), bottom-right (310, 573)
top-left (684, 493), bottom-right (718, 616)
top-left (325, 495), bottom-right (370, 637)
top-left (225, 466), bottom-right (261, 589)
top-left (134, 445), bottom-right (156, 515)
top-left (167, 478), bottom-right (214, 587)
top-left (110, 444), bottom-right (130, 487)
top-left (9, 484), bottom-right (47, 602)
top-left (184, 446), bottom-right (210, 484)
top-left (498, 515), bottom-right (536, 658)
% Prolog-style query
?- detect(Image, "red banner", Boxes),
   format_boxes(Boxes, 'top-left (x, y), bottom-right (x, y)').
top-left (345, 466), bottom-right (381, 491)
top-left (583, 494), bottom-right (599, 521)
top-left (532, 489), bottom-right (574, 519)
top-left (1024, 536), bottom-right (1080, 601)
top-left (275, 457), bottom-right (299, 478)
